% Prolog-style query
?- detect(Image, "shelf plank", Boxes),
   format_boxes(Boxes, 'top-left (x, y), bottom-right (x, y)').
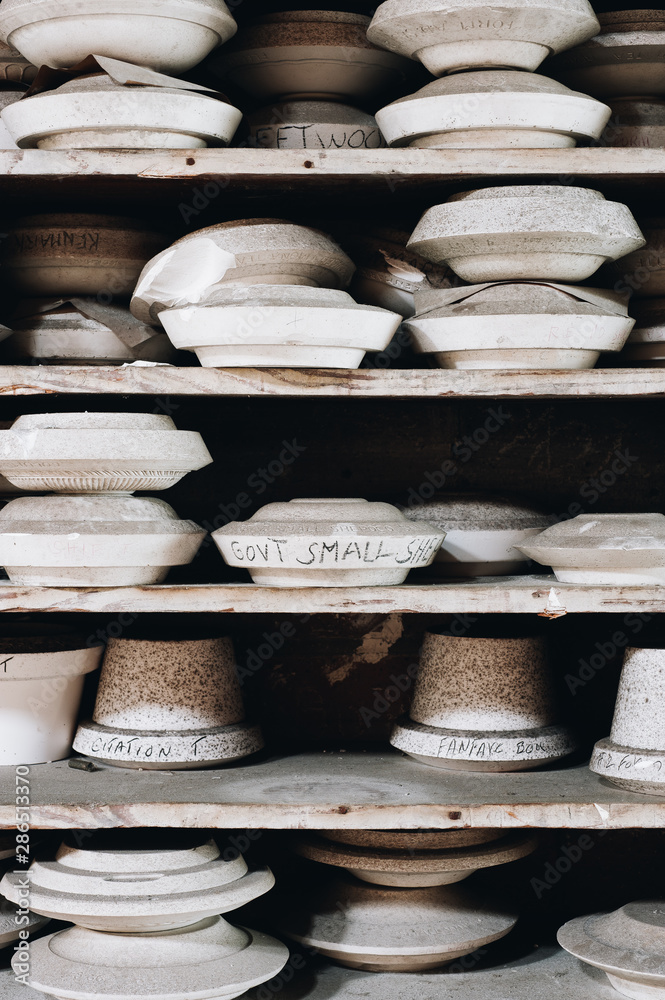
top-left (0, 148), bottom-right (664, 200)
top-left (0, 753), bottom-right (662, 830)
top-left (0, 577), bottom-right (661, 614)
top-left (0, 947), bottom-right (619, 1000)
top-left (0, 367), bottom-right (662, 398)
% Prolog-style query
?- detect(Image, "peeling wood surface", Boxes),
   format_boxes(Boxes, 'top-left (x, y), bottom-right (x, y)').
top-left (1, 578), bottom-right (665, 613)
top-left (0, 367), bottom-right (663, 398)
top-left (0, 754), bottom-right (663, 830)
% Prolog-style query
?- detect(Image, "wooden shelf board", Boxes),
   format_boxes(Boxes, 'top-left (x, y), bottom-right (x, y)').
top-left (0, 148), bottom-right (664, 200)
top-left (0, 947), bottom-right (616, 1000)
top-left (0, 753), bottom-right (662, 830)
top-left (0, 577), bottom-right (662, 614)
top-left (0, 366), bottom-right (662, 398)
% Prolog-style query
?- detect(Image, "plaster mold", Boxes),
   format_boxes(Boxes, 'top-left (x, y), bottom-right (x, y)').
top-left (391, 633), bottom-right (577, 771)
top-left (619, 299), bottom-right (665, 366)
top-left (212, 498), bottom-right (445, 587)
top-left (0, 39), bottom-right (37, 84)
top-left (4, 214), bottom-right (169, 297)
top-left (517, 513), bottom-right (665, 585)
top-left (73, 636), bottom-right (264, 769)
top-left (591, 646), bottom-right (665, 795)
top-left (207, 11), bottom-right (412, 104)
top-left (402, 493), bottom-right (552, 576)
top-left (550, 11), bottom-right (665, 98)
top-left (0, 495), bottom-right (206, 586)
top-left (606, 220), bottom-right (665, 297)
top-left (0, 633), bottom-right (102, 766)
top-left (2, 69), bottom-right (243, 150)
top-left (377, 71), bottom-right (610, 149)
top-left (131, 219), bottom-right (354, 325)
top-left (0, 895), bottom-right (48, 946)
top-left (291, 830), bottom-right (536, 886)
top-left (407, 186), bottom-right (645, 283)
top-left (366, 0), bottom-right (599, 76)
top-left (247, 101), bottom-right (385, 150)
top-left (0, 412), bottom-right (212, 493)
top-left (335, 225), bottom-right (454, 318)
top-left (1, 837), bottom-right (274, 930)
top-left (159, 285), bottom-right (402, 368)
top-left (558, 900), bottom-right (665, 999)
top-left (0, 0), bottom-right (237, 75)
top-left (404, 282), bottom-right (634, 369)
top-left (604, 97), bottom-right (665, 148)
top-left (0, 91), bottom-right (23, 148)
top-left (278, 871), bottom-right (517, 971)
top-left (6, 298), bottom-right (175, 365)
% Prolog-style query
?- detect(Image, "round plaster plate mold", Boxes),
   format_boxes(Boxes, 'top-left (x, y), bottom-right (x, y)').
top-left (366, 0), bottom-right (600, 75)
top-left (404, 282), bottom-right (634, 370)
top-left (159, 286), bottom-right (401, 368)
top-left (212, 498), bottom-right (445, 587)
top-left (131, 219), bottom-right (354, 325)
top-left (1, 837), bottom-right (274, 930)
top-left (291, 831), bottom-right (537, 886)
top-left (402, 493), bottom-right (552, 576)
top-left (407, 186), bottom-right (645, 283)
top-left (549, 11), bottom-right (665, 98)
top-left (4, 214), bottom-right (169, 297)
top-left (605, 220), bottom-right (665, 298)
top-left (6, 299), bottom-right (176, 365)
top-left (3, 75), bottom-right (243, 150)
top-left (0, 0), bottom-right (237, 75)
top-left (376, 71), bottom-right (610, 149)
top-left (558, 901), bottom-right (665, 999)
top-left (247, 101), bottom-right (385, 150)
top-left (590, 646), bottom-right (665, 795)
top-left (13, 917), bottom-right (289, 1000)
top-left (207, 11), bottom-right (413, 104)
top-left (390, 633), bottom-right (577, 772)
top-left (517, 513), bottom-right (665, 585)
top-left (619, 299), bottom-right (665, 366)
top-left (0, 495), bottom-right (206, 587)
top-left (73, 636), bottom-right (264, 770)
top-left (278, 872), bottom-right (518, 971)
top-left (603, 97), bottom-right (665, 148)
top-left (322, 829), bottom-right (504, 849)
top-left (0, 633), bottom-right (102, 766)
top-left (0, 412), bottom-right (212, 493)
top-left (0, 896), bottom-right (48, 946)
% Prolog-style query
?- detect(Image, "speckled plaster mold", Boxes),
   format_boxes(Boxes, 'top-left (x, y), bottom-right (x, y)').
top-left (6, 299), bottom-right (175, 364)
top-left (1, 836), bottom-right (274, 930)
top-left (517, 514), bottom-right (665, 585)
top-left (4, 214), bottom-right (169, 297)
top-left (131, 219), bottom-right (354, 325)
top-left (323, 829), bottom-right (503, 849)
top-left (376, 71), bottom-right (610, 149)
top-left (605, 219), bottom-right (665, 297)
top-left (550, 10), bottom-right (665, 98)
top-left (619, 299), bottom-right (665, 366)
top-left (0, 894), bottom-right (48, 946)
top-left (0, 495), bottom-right (206, 586)
top-left (246, 101), bottom-right (385, 150)
top-left (15, 917), bottom-right (289, 1000)
top-left (391, 633), bottom-right (577, 771)
top-left (213, 498), bottom-right (445, 587)
top-left (404, 282), bottom-right (634, 370)
top-left (291, 830), bottom-right (537, 886)
top-left (366, 0), bottom-right (599, 75)
top-left (0, 633), bottom-right (102, 766)
top-left (159, 285), bottom-right (401, 368)
top-left (591, 646), bottom-right (665, 794)
top-left (207, 11), bottom-right (413, 104)
top-left (73, 637), bottom-right (264, 769)
top-left (402, 494), bottom-right (553, 575)
top-left (407, 186), bottom-right (645, 283)
top-left (558, 900), bottom-right (665, 999)
top-left (0, 0), bottom-right (237, 74)
top-left (603, 98), bottom-right (665, 148)
top-left (0, 412), bottom-right (212, 493)
top-left (277, 869), bottom-right (518, 971)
